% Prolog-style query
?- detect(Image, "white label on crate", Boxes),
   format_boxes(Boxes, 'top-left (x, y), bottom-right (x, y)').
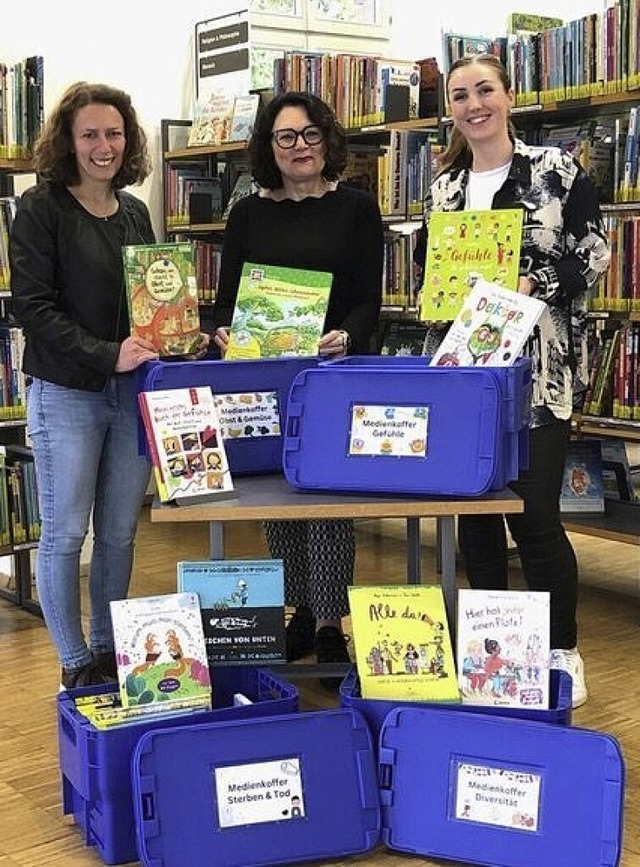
top-left (213, 391), bottom-right (281, 439)
top-left (348, 403), bottom-right (429, 457)
top-left (214, 757), bottom-right (305, 828)
top-left (454, 761), bottom-right (541, 831)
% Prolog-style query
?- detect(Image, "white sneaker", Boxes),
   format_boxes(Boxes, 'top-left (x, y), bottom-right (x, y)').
top-left (550, 647), bottom-right (587, 709)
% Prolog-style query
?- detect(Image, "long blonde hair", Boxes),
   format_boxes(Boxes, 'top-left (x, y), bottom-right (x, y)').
top-left (437, 54), bottom-right (517, 176)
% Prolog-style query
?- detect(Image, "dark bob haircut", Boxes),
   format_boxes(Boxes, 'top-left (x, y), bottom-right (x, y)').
top-left (33, 81), bottom-right (152, 188)
top-left (248, 91), bottom-right (348, 189)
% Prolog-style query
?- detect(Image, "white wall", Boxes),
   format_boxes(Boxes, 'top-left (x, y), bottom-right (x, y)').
top-left (1, 0), bottom-right (596, 234)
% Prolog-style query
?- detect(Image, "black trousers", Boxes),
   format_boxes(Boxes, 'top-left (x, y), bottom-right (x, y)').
top-left (457, 420), bottom-right (578, 649)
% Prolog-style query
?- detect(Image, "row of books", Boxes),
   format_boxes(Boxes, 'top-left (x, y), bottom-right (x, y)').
top-left (0, 325), bottom-right (26, 420)
top-left (187, 92), bottom-right (260, 149)
top-left (0, 197), bottom-right (17, 291)
top-left (164, 159), bottom-right (250, 229)
top-left (596, 212), bottom-right (640, 312)
top-left (583, 321), bottom-right (640, 421)
top-left (0, 445), bottom-right (40, 548)
top-left (0, 56), bottom-right (44, 159)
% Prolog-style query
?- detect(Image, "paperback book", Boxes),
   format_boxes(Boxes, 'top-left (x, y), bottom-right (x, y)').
top-left (227, 93), bottom-right (260, 142)
top-left (110, 591), bottom-right (212, 711)
top-left (420, 208), bottom-right (524, 321)
top-left (347, 584), bottom-right (460, 703)
top-left (188, 88), bottom-right (234, 147)
top-left (123, 242), bottom-right (201, 356)
top-left (177, 558), bottom-right (285, 666)
top-left (226, 262), bottom-right (333, 360)
top-left (559, 439), bottom-right (605, 513)
top-left (429, 277), bottom-right (547, 367)
top-left (457, 588), bottom-right (551, 709)
top-left (138, 386), bottom-right (235, 506)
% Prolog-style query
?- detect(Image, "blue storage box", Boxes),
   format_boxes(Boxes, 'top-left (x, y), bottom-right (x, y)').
top-left (378, 706), bottom-right (625, 867)
top-left (283, 356), bottom-right (532, 496)
top-left (339, 666), bottom-right (573, 753)
top-left (131, 708), bottom-right (380, 866)
top-left (58, 667), bottom-right (298, 865)
top-left (136, 357), bottom-right (318, 475)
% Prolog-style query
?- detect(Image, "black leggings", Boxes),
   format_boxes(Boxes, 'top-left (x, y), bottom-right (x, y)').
top-left (458, 420), bottom-right (578, 648)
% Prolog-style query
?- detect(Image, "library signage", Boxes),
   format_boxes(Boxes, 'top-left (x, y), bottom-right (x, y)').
top-left (195, 9), bottom-right (250, 99)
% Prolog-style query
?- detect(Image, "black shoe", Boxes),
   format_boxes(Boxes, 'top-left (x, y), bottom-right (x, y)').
top-left (285, 608), bottom-right (316, 662)
top-left (92, 650), bottom-right (118, 680)
top-left (315, 626), bottom-right (351, 691)
top-left (60, 660), bottom-right (113, 691)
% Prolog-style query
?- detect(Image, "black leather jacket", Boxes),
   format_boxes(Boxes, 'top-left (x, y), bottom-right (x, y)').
top-left (10, 181), bottom-right (155, 391)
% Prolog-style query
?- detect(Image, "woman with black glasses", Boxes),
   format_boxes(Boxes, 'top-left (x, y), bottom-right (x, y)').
top-left (212, 91), bottom-right (383, 687)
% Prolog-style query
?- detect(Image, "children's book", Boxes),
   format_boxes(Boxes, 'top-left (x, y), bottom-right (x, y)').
top-left (177, 558), bottom-right (285, 666)
top-left (560, 439), bottom-right (606, 513)
top-left (138, 386), bottom-right (235, 506)
top-left (188, 88), bottom-right (234, 147)
top-left (347, 585), bottom-right (460, 703)
top-left (429, 277), bottom-right (547, 367)
top-left (226, 262), bottom-right (333, 360)
top-left (110, 591), bottom-right (212, 711)
top-left (227, 93), bottom-right (260, 142)
top-left (380, 319), bottom-right (429, 356)
top-left (457, 588), bottom-right (550, 709)
top-left (420, 208), bottom-right (524, 321)
top-left (123, 242), bottom-right (201, 357)
top-left (73, 689), bottom-right (210, 729)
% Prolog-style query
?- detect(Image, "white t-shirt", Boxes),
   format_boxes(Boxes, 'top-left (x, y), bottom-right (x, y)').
top-left (466, 162), bottom-right (511, 210)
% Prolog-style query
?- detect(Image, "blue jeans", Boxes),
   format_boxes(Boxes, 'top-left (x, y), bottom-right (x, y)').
top-left (27, 374), bottom-right (151, 670)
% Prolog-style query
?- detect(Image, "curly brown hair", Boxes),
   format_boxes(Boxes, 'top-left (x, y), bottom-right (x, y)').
top-left (33, 81), bottom-right (152, 188)
top-left (248, 91), bottom-right (347, 189)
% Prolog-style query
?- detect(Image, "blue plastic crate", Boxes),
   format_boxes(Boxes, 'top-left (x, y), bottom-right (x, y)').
top-left (58, 667), bottom-right (298, 865)
top-left (339, 666), bottom-right (573, 755)
top-left (136, 357), bottom-right (319, 475)
top-left (283, 358), bottom-right (531, 496)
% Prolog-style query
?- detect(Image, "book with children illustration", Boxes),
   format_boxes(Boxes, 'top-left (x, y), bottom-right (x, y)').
top-left (559, 439), bottom-right (606, 513)
top-left (138, 385), bottom-right (235, 506)
top-left (429, 277), bottom-right (547, 367)
top-left (177, 558), bottom-right (286, 666)
top-left (347, 584), bottom-right (460, 702)
top-left (456, 588), bottom-right (551, 709)
top-left (110, 591), bottom-right (212, 712)
top-left (420, 208), bottom-right (524, 321)
top-left (226, 262), bottom-right (333, 360)
top-left (123, 242), bottom-right (201, 356)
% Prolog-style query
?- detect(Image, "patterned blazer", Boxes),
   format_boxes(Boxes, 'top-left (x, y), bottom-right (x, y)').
top-left (426, 138), bottom-right (611, 425)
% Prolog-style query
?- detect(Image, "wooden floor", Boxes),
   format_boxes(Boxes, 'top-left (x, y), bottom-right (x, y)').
top-left (0, 507), bottom-right (638, 866)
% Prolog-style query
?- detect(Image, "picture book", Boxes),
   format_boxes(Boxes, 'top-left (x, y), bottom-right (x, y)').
top-left (429, 278), bottom-right (547, 367)
top-left (226, 262), bottom-right (333, 360)
top-left (227, 93), bottom-right (260, 142)
top-left (347, 584), bottom-right (460, 703)
top-left (560, 439), bottom-right (605, 513)
top-left (122, 242), bottom-right (201, 357)
top-left (188, 88), bottom-right (234, 147)
top-left (380, 319), bottom-right (429, 356)
top-left (138, 386), bottom-right (235, 506)
top-left (110, 591), bottom-right (212, 711)
top-left (177, 558), bottom-right (285, 666)
top-left (420, 208), bottom-right (524, 321)
top-left (457, 588), bottom-right (550, 709)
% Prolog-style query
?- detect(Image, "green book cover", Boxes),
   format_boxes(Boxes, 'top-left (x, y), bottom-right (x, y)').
top-left (420, 209), bottom-right (523, 322)
top-left (227, 262), bottom-right (333, 359)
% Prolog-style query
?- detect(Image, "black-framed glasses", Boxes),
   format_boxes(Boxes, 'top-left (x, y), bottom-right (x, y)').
top-left (271, 125), bottom-right (324, 149)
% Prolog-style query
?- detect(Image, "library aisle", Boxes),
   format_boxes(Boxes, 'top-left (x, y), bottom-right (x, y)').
top-left (0, 508), bottom-right (638, 866)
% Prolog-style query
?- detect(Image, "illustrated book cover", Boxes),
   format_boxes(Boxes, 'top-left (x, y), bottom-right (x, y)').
top-left (559, 439), bottom-right (606, 513)
top-left (122, 242), bottom-right (201, 356)
top-left (380, 319), bottom-right (429, 356)
top-left (227, 93), bottom-right (260, 142)
top-left (177, 558), bottom-right (285, 666)
top-left (429, 277), bottom-right (547, 367)
top-left (600, 437), bottom-right (637, 501)
top-left (188, 88), bottom-right (234, 147)
top-left (347, 584), bottom-right (460, 702)
top-left (226, 262), bottom-right (333, 360)
top-left (110, 591), bottom-right (212, 711)
top-left (457, 588), bottom-right (551, 709)
top-left (420, 208), bottom-right (524, 321)
top-left (138, 386), bottom-right (235, 506)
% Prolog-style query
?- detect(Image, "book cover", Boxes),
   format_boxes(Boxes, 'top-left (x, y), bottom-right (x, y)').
top-left (380, 319), bottom-right (429, 356)
top-left (110, 591), bottom-right (212, 710)
top-left (222, 171), bottom-right (255, 221)
top-left (506, 12), bottom-right (564, 34)
top-left (226, 262), bottom-right (333, 360)
top-left (429, 277), bottom-right (547, 367)
top-left (188, 88), bottom-right (234, 147)
top-left (122, 242), bottom-right (201, 357)
top-left (138, 386), bottom-right (235, 506)
top-left (560, 439), bottom-right (606, 513)
top-left (177, 558), bottom-right (285, 666)
top-left (420, 209), bottom-right (524, 321)
top-left (227, 93), bottom-right (260, 142)
top-left (457, 588), bottom-right (551, 709)
top-left (347, 585), bottom-right (460, 702)
top-left (600, 438), bottom-right (636, 501)
top-left (74, 690), bottom-right (211, 729)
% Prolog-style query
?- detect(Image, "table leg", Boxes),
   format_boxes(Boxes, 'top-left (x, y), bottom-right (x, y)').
top-left (438, 515), bottom-right (457, 632)
top-left (406, 517), bottom-right (421, 584)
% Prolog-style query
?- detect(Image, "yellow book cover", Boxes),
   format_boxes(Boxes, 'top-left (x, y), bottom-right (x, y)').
top-left (420, 209), bottom-right (523, 322)
top-left (348, 585), bottom-right (460, 702)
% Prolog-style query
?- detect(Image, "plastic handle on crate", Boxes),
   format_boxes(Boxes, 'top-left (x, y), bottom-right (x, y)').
top-left (141, 791), bottom-right (156, 821)
top-left (286, 402), bottom-right (302, 437)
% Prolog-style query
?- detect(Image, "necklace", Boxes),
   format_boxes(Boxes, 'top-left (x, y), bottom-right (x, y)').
top-left (68, 188), bottom-right (118, 220)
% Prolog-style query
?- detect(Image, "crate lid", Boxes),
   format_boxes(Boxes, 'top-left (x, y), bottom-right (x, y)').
top-left (379, 706), bottom-right (624, 867)
top-left (132, 708), bottom-right (380, 866)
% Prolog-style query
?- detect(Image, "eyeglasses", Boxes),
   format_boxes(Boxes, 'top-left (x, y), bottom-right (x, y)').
top-left (271, 125), bottom-right (324, 149)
